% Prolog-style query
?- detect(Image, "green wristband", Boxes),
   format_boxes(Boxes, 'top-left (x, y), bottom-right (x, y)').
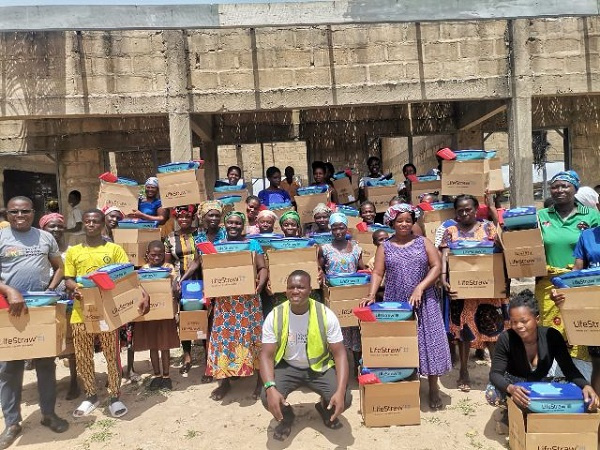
top-left (264, 381), bottom-right (276, 390)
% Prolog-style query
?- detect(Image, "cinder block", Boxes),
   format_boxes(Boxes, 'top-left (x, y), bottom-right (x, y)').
top-left (294, 67), bottom-right (331, 87)
top-left (218, 70), bottom-right (255, 90)
top-left (335, 66), bottom-right (368, 84)
top-left (387, 44), bottom-right (418, 62)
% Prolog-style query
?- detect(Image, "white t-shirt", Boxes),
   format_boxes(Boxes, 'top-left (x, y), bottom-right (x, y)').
top-left (262, 305), bottom-right (343, 369)
top-left (67, 205), bottom-right (84, 235)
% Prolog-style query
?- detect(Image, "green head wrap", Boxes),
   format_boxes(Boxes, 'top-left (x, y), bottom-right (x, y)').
top-left (279, 210), bottom-right (301, 227)
top-left (224, 210), bottom-right (246, 226)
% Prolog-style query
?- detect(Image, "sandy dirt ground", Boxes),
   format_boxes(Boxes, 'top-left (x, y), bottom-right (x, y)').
top-left (3, 345), bottom-right (510, 450)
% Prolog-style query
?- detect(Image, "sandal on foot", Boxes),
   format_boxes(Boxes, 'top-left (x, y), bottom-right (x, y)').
top-left (147, 377), bottom-right (163, 391)
top-left (73, 399), bottom-right (99, 418)
top-left (315, 402), bottom-right (343, 430)
top-left (108, 399), bottom-right (128, 418)
top-left (273, 421), bottom-right (292, 441)
top-left (457, 379), bottom-right (471, 392)
top-left (179, 362), bottom-right (191, 377)
top-left (0, 425), bottom-right (21, 449)
top-left (41, 414), bottom-right (69, 433)
top-left (210, 383), bottom-right (231, 401)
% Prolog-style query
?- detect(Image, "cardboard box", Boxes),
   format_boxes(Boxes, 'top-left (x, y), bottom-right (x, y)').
top-left (360, 320), bottom-right (419, 368)
top-left (421, 208), bottom-right (454, 240)
top-left (80, 273), bottom-right (143, 332)
top-left (97, 182), bottom-right (140, 215)
top-left (157, 168), bottom-right (207, 208)
top-left (58, 311), bottom-right (74, 356)
top-left (295, 192), bottom-right (330, 224)
top-left (266, 247), bottom-right (319, 293)
top-left (556, 285), bottom-right (600, 346)
top-left (202, 251), bottom-right (256, 297)
top-left (135, 279), bottom-right (177, 322)
top-left (487, 157), bottom-right (505, 192)
top-left (324, 284), bottom-right (370, 327)
top-left (213, 188), bottom-right (249, 203)
top-left (346, 216), bottom-right (363, 231)
top-left (410, 180), bottom-right (442, 204)
top-left (501, 228), bottom-right (547, 278)
top-left (333, 177), bottom-right (357, 204)
top-left (507, 398), bottom-right (600, 450)
top-left (441, 159), bottom-right (490, 196)
top-left (360, 380), bottom-right (421, 427)
top-left (0, 304), bottom-right (67, 360)
top-left (179, 310), bottom-right (208, 341)
top-left (113, 229), bottom-right (162, 266)
top-left (449, 253), bottom-right (507, 299)
top-left (352, 231), bottom-right (379, 261)
top-left (364, 186), bottom-right (397, 213)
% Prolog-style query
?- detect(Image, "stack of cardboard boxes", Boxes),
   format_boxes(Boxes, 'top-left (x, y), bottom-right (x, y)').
top-left (359, 320), bottom-right (420, 427)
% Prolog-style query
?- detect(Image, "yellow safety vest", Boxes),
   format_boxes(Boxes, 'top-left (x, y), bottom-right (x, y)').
top-left (273, 298), bottom-right (335, 372)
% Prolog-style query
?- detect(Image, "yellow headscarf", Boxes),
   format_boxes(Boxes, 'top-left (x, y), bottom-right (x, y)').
top-left (199, 200), bottom-right (224, 218)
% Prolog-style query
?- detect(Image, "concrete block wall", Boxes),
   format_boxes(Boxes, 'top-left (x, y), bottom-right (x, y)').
top-left (58, 148), bottom-right (103, 213)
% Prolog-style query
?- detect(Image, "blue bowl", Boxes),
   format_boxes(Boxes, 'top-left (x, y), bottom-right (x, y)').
top-left (416, 175), bottom-right (438, 182)
top-left (116, 177), bottom-right (139, 186)
top-left (367, 224), bottom-right (395, 234)
top-left (327, 273), bottom-right (371, 287)
top-left (430, 202), bottom-right (454, 210)
top-left (369, 302), bottom-right (413, 321)
top-left (336, 205), bottom-right (360, 217)
top-left (137, 267), bottom-right (172, 280)
top-left (297, 186), bottom-right (328, 196)
top-left (181, 280), bottom-right (203, 299)
top-left (57, 299), bottom-right (74, 314)
top-left (360, 367), bottom-right (416, 383)
top-left (449, 240), bottom-right (498, 255)
top-left (118, 219), bottom-right (159, 229)
top-left (181, 298), bottom-right (205, 311)
top-left (454, 150), bottom-right (497, 161)
top-left (333, 171), bottom-right (348, 180)
top-left (214, 241), bottom-right (251, 253)
top-left (365, 179), bottom-right (395, 187)
top-left (218, 195), bottom-right (242, 205)
top-left (552, 267), bottom-right (600, 288)
top-left (246, 233), bottom-right (283, 248)
top-left (214, 185), bottom-right (244, 193)
top-left (269, 237), bottom-right (314, 250)
top-left (268, 202), bottom-right (293, 211)
top-left (158, 162), bottom-right (196, 173)
top-left (515, 382), bottom-right (585, 414)
top-left (309, 232), bottom-right (352, 245)
top-left (78, 263), bottom-right (135, 287)
top-left (503, 206), bottom-right (538, 230)
top-left (22, 291), bottom-right (61, 307)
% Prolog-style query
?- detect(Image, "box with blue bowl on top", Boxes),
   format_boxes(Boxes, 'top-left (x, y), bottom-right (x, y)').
top-left (201, 251), bottom-right (256, 298)
top-left (294, 191), bottom-right (330, 225)
top-left (323, 283), bottom-right (370, 327)
top-left (97, 181), bottom-right (140, 216)
top-left (364, 184), bottom-right (397, 213)
top-left (0, 303), bottom-right (68, 361)
top-left (449, 252), bottom-right (507, 299)
top-left (135, 278), bottom-right (177, 322)
top-left (156, 165), bottom-right (207, 208)
top-left (507, 395), bottom-right (600, 450)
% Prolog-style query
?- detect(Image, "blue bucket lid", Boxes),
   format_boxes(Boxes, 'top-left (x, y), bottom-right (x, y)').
top-left (515, 382), bottom-right (582, 401)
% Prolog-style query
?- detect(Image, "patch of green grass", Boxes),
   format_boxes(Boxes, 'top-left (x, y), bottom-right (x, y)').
top-left (465, 430), bottom-right (483, 449)
top-left (184, 429), bottom-right (199, 439)
top-left (88, 418), bottom-right (116, 443)
top-left (450, 398), bottom-right (480, 416)
top-left (423, 415), bottom-right (449, 426)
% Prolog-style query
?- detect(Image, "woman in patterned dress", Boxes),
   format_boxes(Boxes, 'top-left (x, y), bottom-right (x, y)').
top-left (440, 195), bottom-right (509, 392)
top-left (363, 204), bottom-right (451, 409)
top-left (319, 213), bottom-right (365, 372)
top-left (164, 204), bottom-right (200, 376)
top-left (206, 211), bottom-right (268, 401)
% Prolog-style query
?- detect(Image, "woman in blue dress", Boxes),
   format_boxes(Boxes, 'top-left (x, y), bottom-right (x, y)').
top-left (258, 167), bottom-right (292, 207)
top-left (131, 177), bottom-right (169, 225)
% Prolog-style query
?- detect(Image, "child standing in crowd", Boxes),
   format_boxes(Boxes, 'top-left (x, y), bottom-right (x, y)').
top-left (66, 190), bottom-right (84, 245)
top-left (256, 210), bottom-right (278, 234)
top-left (280, 166), bottom-right (300, 200)
top-left (65, 209), bottom-right (149, 419)
top-left (358, 201), bottom-right (377, 227)
top-left (134, 241), bottom-right (180, 391)
top-left (258, 166), bottom-right (292, 207)
top-left (245, 195), bottom-right (262, 234)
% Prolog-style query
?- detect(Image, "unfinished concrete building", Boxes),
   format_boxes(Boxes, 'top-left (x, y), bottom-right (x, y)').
top-left (1, 1), bottom-right (600, 221)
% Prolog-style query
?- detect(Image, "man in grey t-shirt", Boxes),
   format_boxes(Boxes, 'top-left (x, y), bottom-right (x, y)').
top-left (0, 196), bottom-right (69, 448)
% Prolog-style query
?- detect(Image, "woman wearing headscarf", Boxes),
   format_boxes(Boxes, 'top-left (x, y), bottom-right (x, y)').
top-left (536, 170), bottom-right (600, 377)
top-left (279, 210), bottom-right (301, 238)
top-left (362, 204), bottom-right (451, 409)
top-left (319, 213), bottom-right (365, 372)
top-left (39, 213), bottom-right (80, 400)
top-left (102, 206), bottom-right (124, 242)
top-left (164, 204), bottom-right (200, 376)
top-left (305, 203), bottom-right (332, 236)
top-left (575, 186), bottom-right (600, 210)
top-left (131, 177), bottom-right (170, 225)
top-left (256, 209), bottom-right (278, 234)
top-left (207, 211), bottom-right (268, 401)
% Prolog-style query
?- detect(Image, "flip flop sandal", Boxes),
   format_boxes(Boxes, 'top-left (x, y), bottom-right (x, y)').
top-left (315, 402), bottom-right (343, 430)
top-left (108, 400), bottom-right (128, 418)
top-left (73, 400), bottom-right (99, 418)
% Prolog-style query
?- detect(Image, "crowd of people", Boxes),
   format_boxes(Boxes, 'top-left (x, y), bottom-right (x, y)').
top-left (0, 156), bottom-right (599, 447)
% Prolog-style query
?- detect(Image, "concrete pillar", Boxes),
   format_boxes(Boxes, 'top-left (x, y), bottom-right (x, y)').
top-left (507, 19), bottom-right (534, 207)
top-left (168, 112), bottom-right (193, 162)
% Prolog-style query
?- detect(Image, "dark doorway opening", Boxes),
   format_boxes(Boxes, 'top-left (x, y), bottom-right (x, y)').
top-left (3, 170), bottom-right (58, 227)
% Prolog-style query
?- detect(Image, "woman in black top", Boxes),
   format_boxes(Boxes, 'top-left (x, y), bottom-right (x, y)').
top-left (486, 289), bottom-right (598, 412)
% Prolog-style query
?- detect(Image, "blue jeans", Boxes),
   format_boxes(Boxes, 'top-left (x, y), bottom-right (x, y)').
top-left (0, 358), bottom-right (57, 427)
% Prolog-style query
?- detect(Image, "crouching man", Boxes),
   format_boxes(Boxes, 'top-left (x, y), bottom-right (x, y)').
top-left (259, 270), bottom-right (352, 441)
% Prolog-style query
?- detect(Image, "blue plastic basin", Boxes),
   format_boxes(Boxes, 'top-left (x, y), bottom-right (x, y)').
top-left (515, 382), bottom-right (585, 414)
